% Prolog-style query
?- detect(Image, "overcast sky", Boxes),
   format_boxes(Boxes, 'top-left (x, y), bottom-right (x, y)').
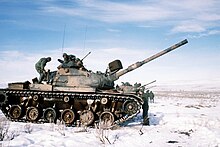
top-left (0, 0), bottom-right (220, 88)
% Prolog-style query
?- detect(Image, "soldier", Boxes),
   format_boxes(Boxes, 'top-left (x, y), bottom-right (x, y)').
top-left (35, 57), bottom-right (51, 83)
top-left (149, 91), bottom-right (154, 103)
top-left (62, 53), bottom-right (70, 63)
top-left (139, 89), bottom-right (149, 125)
top-left (133, 82), bottom-right (141, 93)
top-left (58, 53), bottom-right (80, 69)
top-left (69, 54), bottom-right (76, 61)
top-left (58, 53), bottom-right (70, 68)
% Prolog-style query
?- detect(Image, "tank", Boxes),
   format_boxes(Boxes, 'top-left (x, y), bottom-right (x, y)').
top-left (0, 39), bottom-right (188, 128)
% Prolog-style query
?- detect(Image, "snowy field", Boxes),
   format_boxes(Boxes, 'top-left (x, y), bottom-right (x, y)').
top-left (0, 90), bottom-right (219, 147)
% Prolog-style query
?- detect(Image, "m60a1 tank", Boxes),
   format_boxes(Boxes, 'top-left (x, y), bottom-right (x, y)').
top-left (0, 39), bottom-right (188, 128)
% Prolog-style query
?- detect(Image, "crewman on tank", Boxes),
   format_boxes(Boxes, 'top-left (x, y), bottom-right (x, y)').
top-left (35, 57), bottom-right (51, 83)
top-left (58, 53), bottom-right (70, 67)
top-left (57, 53), bottom-right (86, 70)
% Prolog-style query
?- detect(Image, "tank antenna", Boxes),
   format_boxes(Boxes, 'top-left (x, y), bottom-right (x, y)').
top-left (61, 24), bottom-right (66, 54)
top-left (83, 25), bottom-right (88, 52)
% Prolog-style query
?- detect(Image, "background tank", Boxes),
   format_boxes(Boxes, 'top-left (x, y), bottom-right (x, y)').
top-left (0, 39), bottom-right (188, 128)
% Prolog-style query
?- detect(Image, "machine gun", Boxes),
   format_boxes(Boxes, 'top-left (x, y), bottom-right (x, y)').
top-left (81, 51), bottom-right (91, 62)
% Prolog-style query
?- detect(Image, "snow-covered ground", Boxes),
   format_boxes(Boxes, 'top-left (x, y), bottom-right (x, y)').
top-left (0, 90), bottom-right (219, 147)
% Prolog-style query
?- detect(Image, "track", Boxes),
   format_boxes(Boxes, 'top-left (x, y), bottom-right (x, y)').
top-left (0, 89), bottom-right (143, 128)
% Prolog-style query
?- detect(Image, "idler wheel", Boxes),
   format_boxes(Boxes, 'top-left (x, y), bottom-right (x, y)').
top-left (0, 92), bottom-right (8, 107)
top-left (79, 110), bottom-right (95, 126)
top-left (61, 109), bottom-right (75, 124)
top-left (123, 100), bottom-right (139, 115)
top-left (99, 111), bottom-right (114, 129)
top-left (43, 108), bottom-right (57, 123)
top-left (26, 106), bottom-right (41, 122)
top-left (9, 105), bottom-right (24, 119)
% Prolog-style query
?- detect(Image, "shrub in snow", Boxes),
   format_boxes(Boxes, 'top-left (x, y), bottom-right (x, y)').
top-left (94, 122), bottom-right (119, 145)
top-left (0, 117), bottom-right (20, 141)
top-left (24, 124), bottom-right (33, 134)
top-left (56, 121), bottom-right (66, 136)
top-left (0, 118), bottom-right (10, 141)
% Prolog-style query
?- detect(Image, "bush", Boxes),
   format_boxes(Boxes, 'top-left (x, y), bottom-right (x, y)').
top-left (24, 123), bottom-right (33, 134)
top-left (0, 117), bottom-right (10, 141)
top-left (0, 117), bottom-right (20, 141)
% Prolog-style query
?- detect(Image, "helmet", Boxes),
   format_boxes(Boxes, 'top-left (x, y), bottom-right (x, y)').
top-left (63, 53), bottom-right (67, 57)
top-left (47, 57), bottom-right (51, 61)
top-left (69, 55), bottom-right (76, 60)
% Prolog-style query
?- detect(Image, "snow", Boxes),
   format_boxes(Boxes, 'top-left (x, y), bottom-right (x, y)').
top-left (0, 90), bottom-right (219, 147)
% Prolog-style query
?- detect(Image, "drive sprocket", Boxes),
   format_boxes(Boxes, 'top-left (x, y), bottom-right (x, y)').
top-left (0, 92), bottom-right (8, 107)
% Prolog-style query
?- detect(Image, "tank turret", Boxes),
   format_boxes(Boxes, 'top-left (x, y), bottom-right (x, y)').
top-left (51, 39), bottom-right (188, 91)
top-left (117, 80), bottom-right (156, 94)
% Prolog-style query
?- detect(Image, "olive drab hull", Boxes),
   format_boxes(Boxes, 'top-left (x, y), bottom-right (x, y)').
top-left (0, 39), bottom-right (188, 128)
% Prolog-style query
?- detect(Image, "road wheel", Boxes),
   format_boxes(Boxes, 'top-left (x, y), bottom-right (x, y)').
top-left (9, 105), bottom-right (24, 119)
top-left (99, 111), bottom-right (114, 129)
top-left (61, 109), bottom-right (75, 124)
top-left (80, 110), bottom-right (95, 126)
top-left (26, 107), bottom-right (41, 122)
top-left (43, 107), bottom-right (57, 123)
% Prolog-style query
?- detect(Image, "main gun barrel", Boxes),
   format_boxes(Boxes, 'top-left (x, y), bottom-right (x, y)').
top-left (114, 39), bottom-right (188, 80)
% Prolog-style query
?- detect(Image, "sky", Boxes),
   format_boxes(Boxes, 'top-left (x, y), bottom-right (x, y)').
top-left (0, 0), bottom-right (220, 89)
